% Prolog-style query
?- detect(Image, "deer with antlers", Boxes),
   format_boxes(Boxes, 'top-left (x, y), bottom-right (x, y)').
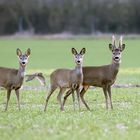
top-left (63, 36), bottom-right (125, 110)
top-left (0, 48), bottom-right (31, 111)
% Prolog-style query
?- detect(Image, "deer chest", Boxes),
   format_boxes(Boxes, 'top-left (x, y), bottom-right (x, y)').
top-left (11, 78), bottom-right (24, 90)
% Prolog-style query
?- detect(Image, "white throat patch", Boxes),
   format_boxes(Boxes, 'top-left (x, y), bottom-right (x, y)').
top-left (21, 71), bottom-right (26, 77)
top-left (114, 60), bottom-right (121, 64)
top-left (76, 68), bottom-right (82, 74)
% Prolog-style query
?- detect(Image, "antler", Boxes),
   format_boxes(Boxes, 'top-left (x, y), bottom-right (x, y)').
top-left (119, 35), bottom-right (123, 47)
top-left (112, 35), bottom-right (116, 46)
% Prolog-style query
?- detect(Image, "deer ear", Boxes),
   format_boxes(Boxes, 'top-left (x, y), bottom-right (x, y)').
top-left (80, 48), bottom-right (86, 55)
top-left (16, 48), bottom-right (22, 56)
top-left (71, 48), bottom-right (77, 55)
top-left (109, 44), bottom-right (113, 52)
top-left (121, 44), bottom-right (125, 52)
top-left (26, 48), bottom-right (31, 56)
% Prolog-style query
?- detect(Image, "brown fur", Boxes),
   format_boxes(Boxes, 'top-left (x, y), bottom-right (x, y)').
top-left (0, 48), bottom-right (31, 111)
top-left (44, 48), bottom-right (86, 111)
top-left (0, 67), bottom-right (23, 90)
top-left (63, 36), bottom-right (125, 110)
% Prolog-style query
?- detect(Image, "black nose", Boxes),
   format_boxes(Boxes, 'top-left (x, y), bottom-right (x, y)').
top-left (22, 62), bottom-right (25, 65)
top-left (77, 61), bottom-right (80, 63)
top-left (115, 57), bottom-right (119, 59)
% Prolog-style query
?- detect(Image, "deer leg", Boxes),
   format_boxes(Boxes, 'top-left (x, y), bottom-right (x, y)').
top-left (5, 89), bottom-right (12, 111)
top-left (44, 87), bottom-right (56, 112)
top-left (103, 86), bottom-right (108, 109)
top-left (57, 88), bottom-right (66, 111)
top-left (15, 89), bottom-right (20, 111)
top-left (107, 86), bottom-right (113, 109)
top-left (63, 88), bottom-right (76, 111)
top-left (80, 86), bottom-right (90, 110)
top-left (63, 89), bottom-right (73, 107)
top-left (71, 89), bottom-right (76, 111)
top-left (76, 87), bottom-right (81, 111)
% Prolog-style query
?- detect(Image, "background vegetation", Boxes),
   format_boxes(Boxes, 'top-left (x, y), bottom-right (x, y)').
top-left (0, 1), bottom-right (140, 139)
top-left (0, 0), bottom-right (140, 35)
top-left (0, 38), bottom-right (140, 140)
top-left (0, 37), bottom-right (139, 69)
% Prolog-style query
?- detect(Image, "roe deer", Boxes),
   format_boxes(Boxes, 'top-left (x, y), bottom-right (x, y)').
top-left (44, 48), bottom-right (86, 111)
top-left (0, 48), bottom-right (31, 111)
top-left (63, 36), bottom-right (125, 110)
top-left (26, 72), bottom-right (46, 86)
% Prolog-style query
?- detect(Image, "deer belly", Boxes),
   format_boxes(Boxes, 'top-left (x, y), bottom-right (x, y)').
top-left (83, 78), bottom-right (101, 86)
top-left (58, 80), bottom-right (70, 88)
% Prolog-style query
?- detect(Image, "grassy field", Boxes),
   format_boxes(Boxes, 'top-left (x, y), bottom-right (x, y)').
top-left (0, 38), bottom-right (140, 140)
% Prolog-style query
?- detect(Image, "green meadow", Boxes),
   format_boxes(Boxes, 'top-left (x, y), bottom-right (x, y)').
top-left (0, 38), bottom-right (140, 140)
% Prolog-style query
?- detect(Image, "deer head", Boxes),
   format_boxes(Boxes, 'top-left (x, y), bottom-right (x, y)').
top-left (109, 36), bottom-right (125, 63)
top-left (17, 48), bottom-right (31, 67)
top-left (72, 48), bottom-right (86, 65)
top-left (26, 73), bottom-right (46, 86)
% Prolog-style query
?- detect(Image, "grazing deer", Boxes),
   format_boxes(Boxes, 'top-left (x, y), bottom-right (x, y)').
top-left (0, 48), bottom-right (31, 111)
top-left (44, 48), bottom-right (86, 111)
top-left (26, 72), bottom-right (46, 86)
top-left (63, 36), bottom-right (125, 110)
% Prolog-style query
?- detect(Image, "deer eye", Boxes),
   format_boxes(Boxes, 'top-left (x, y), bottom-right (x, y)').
top-left (113, 53), bottom-right (115, 55)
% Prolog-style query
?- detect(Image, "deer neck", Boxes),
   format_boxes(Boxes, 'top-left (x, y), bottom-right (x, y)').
top-left (17, 64), bottom-right (26, 79)
top-left (111, 59), bottom-right (120, 78)
top-left (75, 64), bottom-right (83, 75)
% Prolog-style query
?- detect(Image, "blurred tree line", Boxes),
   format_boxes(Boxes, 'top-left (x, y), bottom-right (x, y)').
top-left (0, 0), bottom-right (140, 35)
